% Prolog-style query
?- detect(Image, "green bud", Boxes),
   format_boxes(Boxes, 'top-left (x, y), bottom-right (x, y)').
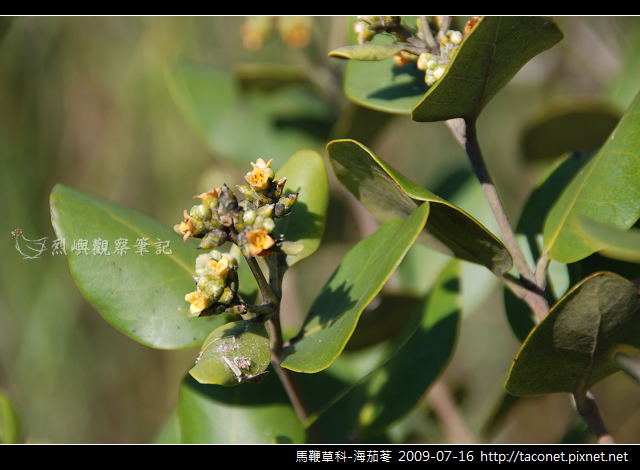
top-left (236, 184), bottom-right (257, 201)
top-left (229, 304), bottom-right (247, 315)
top-left (197, 229), bottom-right (228, 250)
top-left (243, 209), bottom-right (257, 225)
top-left (195, 254), bottom-right (210, 276)
top-left (449, 30), bottom-right (463, 45)
top-left (273, 178), bottom-right (287, 198)
top-left (252, 195), bottom-right (271, 209)
top-left (197, 275), bottom-right (211, 290)
top-left (433, 65), bottom-right (447, 80)
top-left (218, 286), bottom-right (235, 305)
top-left (274, 192), bottom-right (297, 218)
top-left (204, 278), bottom-right (225, 301)
top-left (257, 204), bottom-right (274, 219)
top-left (262, 217), bottom-right (275, 233)
top-left (217, 184), bottom-right (238, 215)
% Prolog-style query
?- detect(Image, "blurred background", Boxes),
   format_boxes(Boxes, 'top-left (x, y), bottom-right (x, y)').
top-left (1, 16), bottom-right (640, 443)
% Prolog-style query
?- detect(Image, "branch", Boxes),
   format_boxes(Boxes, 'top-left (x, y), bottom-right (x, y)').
top-left (448, 118), bottom-right (549, 320)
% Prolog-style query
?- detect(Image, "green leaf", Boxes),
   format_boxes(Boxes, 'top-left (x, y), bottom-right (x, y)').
top-left (412, 16), bottom-right (564, 122)
top-left (395, 168), bottom-right (502, 317)
top-left (167, 63), bottom-right (332, 167)
top-left (50, 184), bottom-right (229, 349)
top-left (274, 150), bottom-right (329, 269)
top-left (177, 374), bottom-right (306, 443)
top-left (578, 218), bottom-right (640, 264)
top-left (279, 202), bottom-right (431, 373)
top-left (338, 17), bottom-right (428, 115)
top-left (0, 389), bottom-right (21, 444)
top-left (357, 261), bottom-right (461, 437)
top-left (505, 272), bottom-right (640, 396)
top-left (330, 44), bottom-right (408, 61)
top-left (153, 409), bottom-right (181, 444)
top-left (343, 294), bottom-right (422, 351)
top-left (327, 139), bottom-right (512, 274)
top-left (520, 98), bottom-right (621, 162)
top-left (189, 320), bottom-right (271, 386)
top-left (504, 152), bottom-right (592, 341)
top-left (543, 90), bottom-right (640, 264)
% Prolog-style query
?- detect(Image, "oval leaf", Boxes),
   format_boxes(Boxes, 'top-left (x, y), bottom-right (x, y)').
top-left (327, 139), bottom-right (512, 274)
top-left (189, 320), bottom-right (271, 386)
top-left (279, 202), bottom-right (431, 373)
top-left (505, 272), bottom-right (640, 397)
top-left (177, 374), bottom-right (306, 443)
top-left (543, 90), bottom-right (640, 263)
top-left (412, 16), bottom-right (564, 122)
top-left (274, 150), bottom-right (329, 269)
top-left (50, 184), bottom-right (228, 349)
top-left (330, 44), bottom-right (408, 61)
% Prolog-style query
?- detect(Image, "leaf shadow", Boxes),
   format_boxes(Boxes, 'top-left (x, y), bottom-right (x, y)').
top-left (366, 64), bottom-right (429, 102)
top-left (276, 198), bottom-right (325, 244)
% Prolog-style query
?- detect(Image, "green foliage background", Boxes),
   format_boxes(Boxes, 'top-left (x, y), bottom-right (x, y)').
top-left (1, 16), bottom-right (640, 443)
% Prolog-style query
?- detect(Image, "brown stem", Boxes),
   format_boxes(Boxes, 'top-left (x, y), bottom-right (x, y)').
top-left (572, 391), bottom-right (614, 444)
top-left (428, 380), bottom-right (476, 443)
top-left (245, 256), bottom-right (278, 306)
top-left (450, 118), bottom-right (549, 320)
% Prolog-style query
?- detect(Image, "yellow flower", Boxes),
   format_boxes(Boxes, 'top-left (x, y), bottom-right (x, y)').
top-left (193, 188), bottom-right (220, 205)
top-left (207, 256), bottom-right (229, 279)
top-left (185, 290), bottom-right (210, 315)
top-left (245, 158), bottom-right (274, 190)
top-left (246, 228), bottom-right (275, 257)
top-left (179, 210), bottom-right (197, 243)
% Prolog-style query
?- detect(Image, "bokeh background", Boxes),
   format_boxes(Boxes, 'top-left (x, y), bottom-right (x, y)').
top-left (1, 16), bottom-right (640, 443)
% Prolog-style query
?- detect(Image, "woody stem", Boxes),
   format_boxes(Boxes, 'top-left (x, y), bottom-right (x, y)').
top-left (245, 256), bottom-right (278, 306)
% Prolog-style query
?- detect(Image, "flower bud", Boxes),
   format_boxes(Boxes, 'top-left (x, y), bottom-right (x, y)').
top-left (236, 184), bottom-right (257, 202)
top-left (218, 286), bottom-right (235, 306)
top-left (217, 184), bottom-right (238, 215)
top-left (433, 66), bottom-right (447, 80)
top-left (274, 192), bottom-right (298, 217)
top-left (394, 51), bottom-right (417, 67)
top-left (193, 188), bottom-right (219, 208)
top-left (449, 30), bottom-right (463, 45)
top-left (262, 217), bottom-right (275, 233)
top-left (243, 209), bottom-right (257, 225)
top-left (197, 229), bottom-right (228, 250)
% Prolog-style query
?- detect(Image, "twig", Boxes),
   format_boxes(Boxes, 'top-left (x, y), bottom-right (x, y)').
top-left (428, 379), bottom-right (476, 443)
top-left (572, 391), bottom-right (615, 444)
top-left (449, 118), bottom-right (549, 320)
top-left (417, 16), bottom-right (438, 53)
top-left (245, 256), bottom-right (278, 306)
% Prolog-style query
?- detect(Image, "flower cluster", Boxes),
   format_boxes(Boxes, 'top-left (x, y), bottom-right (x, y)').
top-left (352, 16), bottom-right (480, 87)
top-left (175, 158), bottom-right (298, 316)
top-left (416, 29), bottom-right (463, 86)
top-left (353, 16), bottom-right (401, 44)
top-left (184, 250), bottom-right (242, 317)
